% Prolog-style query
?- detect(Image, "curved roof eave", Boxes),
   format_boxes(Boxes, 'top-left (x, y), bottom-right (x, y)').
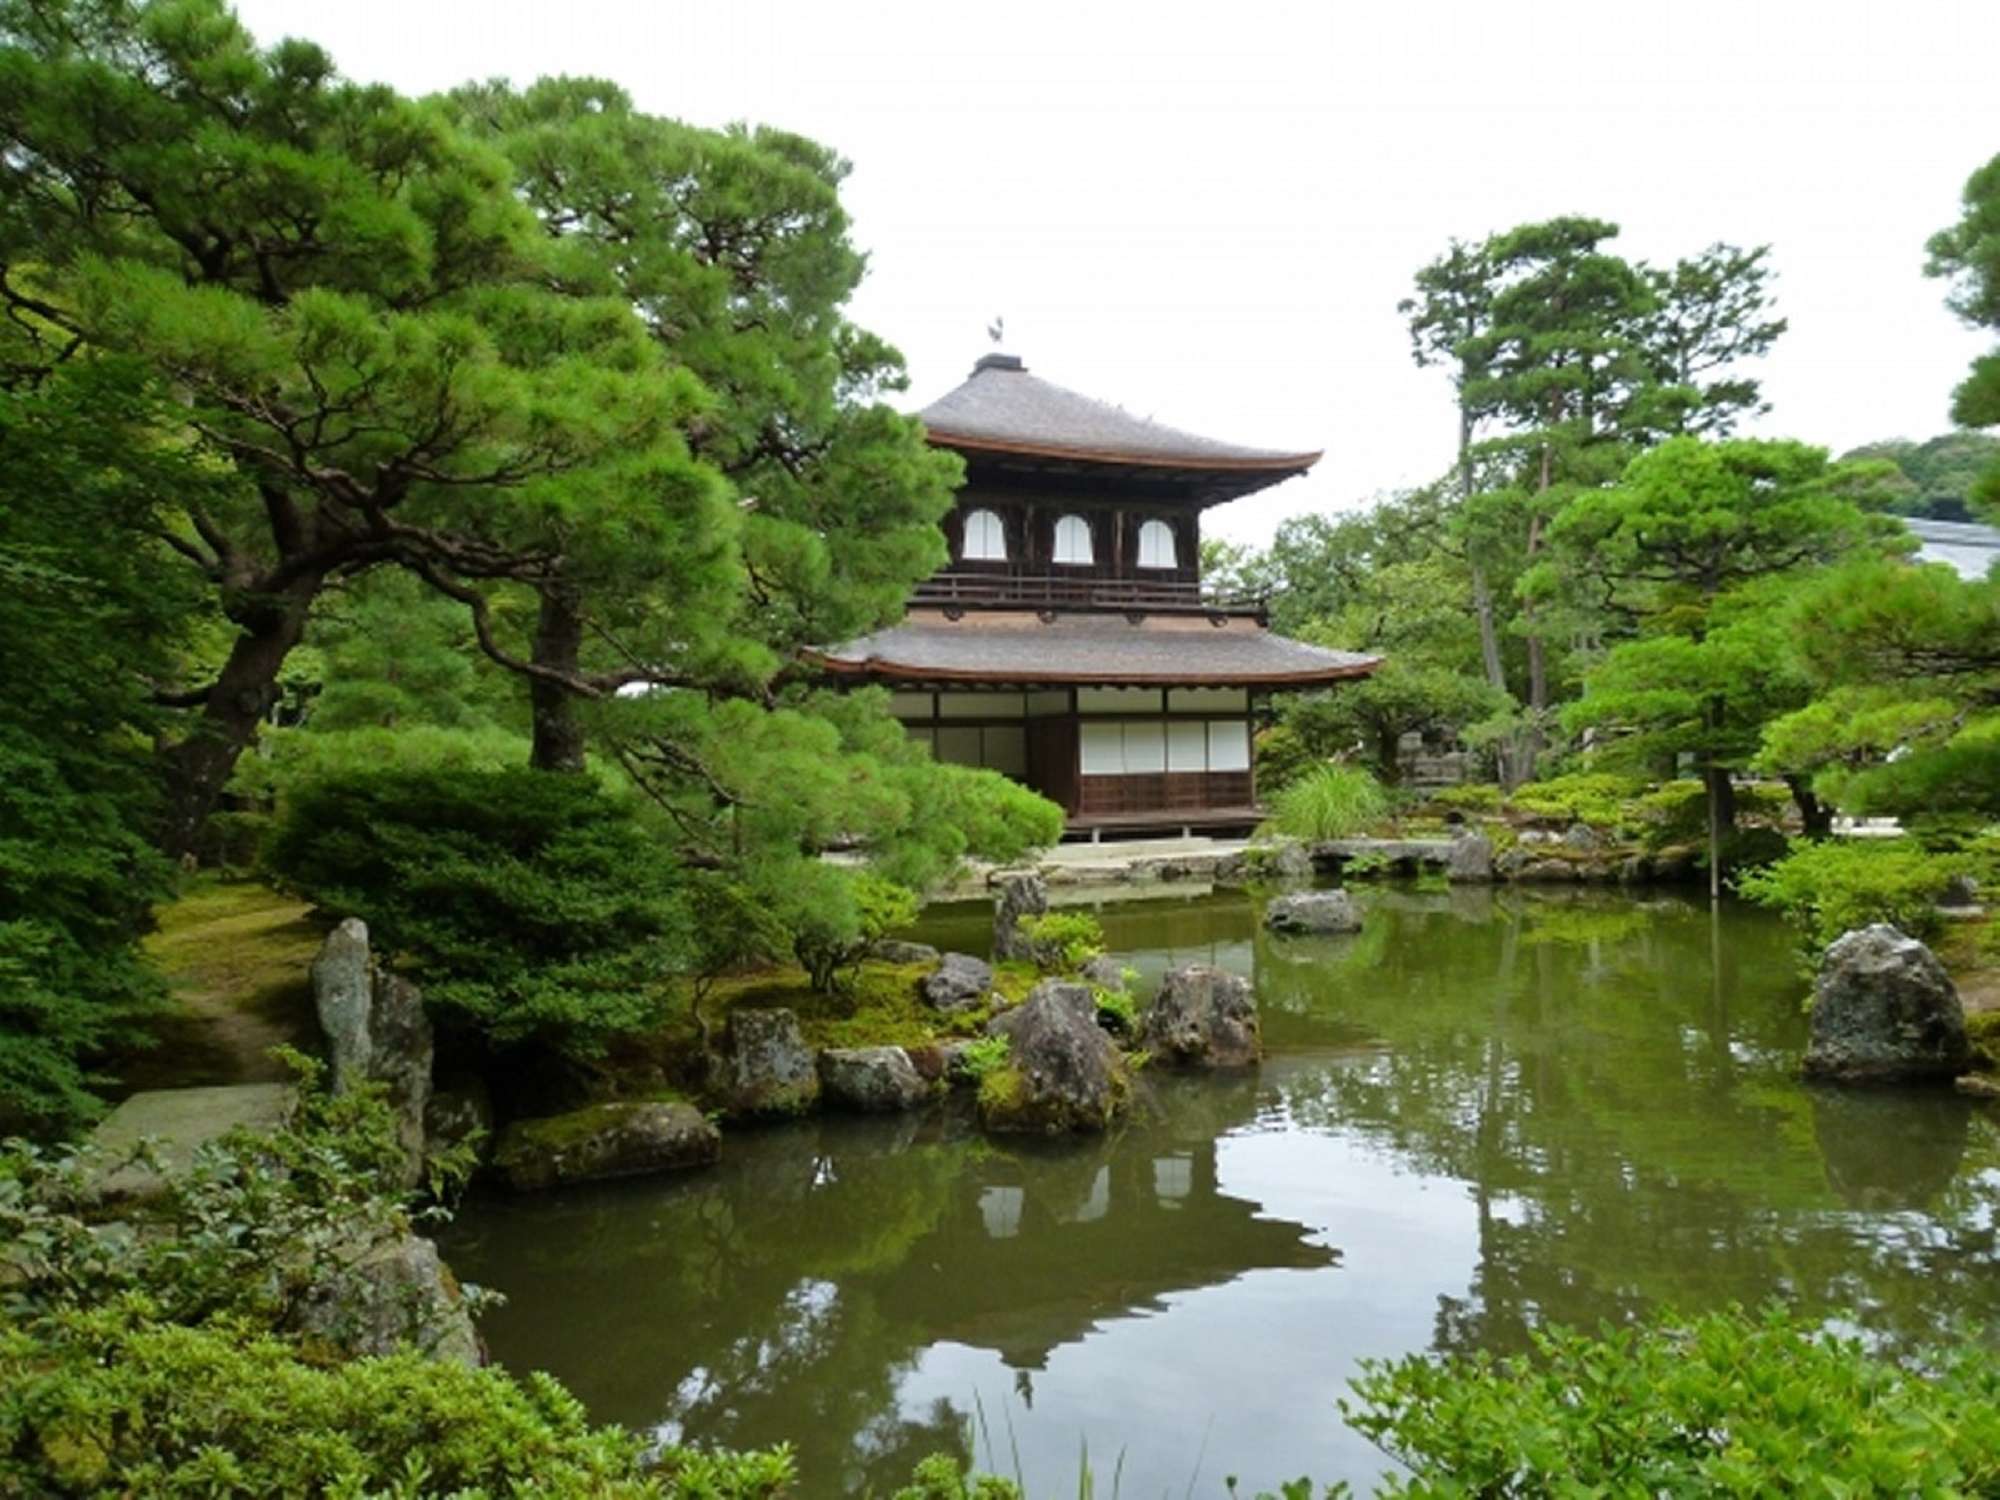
top-left (927, 428), bottom-right (1323, 475)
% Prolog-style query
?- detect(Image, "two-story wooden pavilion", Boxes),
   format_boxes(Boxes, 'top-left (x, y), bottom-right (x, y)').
top-left (813, 354), bottom-right (1379, 836)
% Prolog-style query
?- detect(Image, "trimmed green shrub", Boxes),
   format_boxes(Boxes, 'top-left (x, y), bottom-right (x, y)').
top-left (788, 868), bottom-right (919, 995)
top-left (1426, 783), bottom-right (1503, 817)
top-left (1505, 772), bottom-right (1647, 831)
top-left (1343, 1305), bottom-right (2000, 1496)
top-left (1016, 910), bottom-right (1107, 975)
top-left (1735, 838), bottom-right (1970, 950)
top-left (262, 767), bottom-right (692, 1056)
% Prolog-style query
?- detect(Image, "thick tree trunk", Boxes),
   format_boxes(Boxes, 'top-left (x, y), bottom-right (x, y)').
top-left (529, 585), bottom-right (590, 774)
top-left (157, 573), bottom-right (323, 864)
top-left (1784, 773), bottom-right (1833, 839)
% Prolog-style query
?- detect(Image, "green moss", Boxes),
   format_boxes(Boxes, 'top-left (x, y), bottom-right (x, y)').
top-left (1965, 1011), bottom-right (2000, 1070)
top-left (146, 879), bottom-right (324, 1016)
top-left (975, 1063), bottom-right (1031, 1121)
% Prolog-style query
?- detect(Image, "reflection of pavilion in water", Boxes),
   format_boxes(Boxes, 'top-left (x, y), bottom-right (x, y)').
top-left (878, 1078), bottom-right (1338, 1371)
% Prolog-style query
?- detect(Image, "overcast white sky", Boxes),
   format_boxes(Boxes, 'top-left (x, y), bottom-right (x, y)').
top-left (228, 0), bottom-right (2000, 546)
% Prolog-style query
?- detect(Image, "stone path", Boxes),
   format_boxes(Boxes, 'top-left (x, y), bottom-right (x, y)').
top-left (84, 1083), bottom-right (296, 1205)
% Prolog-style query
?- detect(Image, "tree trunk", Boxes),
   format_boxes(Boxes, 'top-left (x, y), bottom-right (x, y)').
top-left (1783, 773), bottom-right (1833, 839)
top-left (529, 584), bottom-right (591, 774)
top-left (1701, 764), bottom-right (1737, 901)
top-left (157, 572), bottom-right (323, 864)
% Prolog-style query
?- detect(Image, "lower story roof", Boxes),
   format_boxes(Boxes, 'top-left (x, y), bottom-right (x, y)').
top-left (809, 608), bottom-right (1381, 689)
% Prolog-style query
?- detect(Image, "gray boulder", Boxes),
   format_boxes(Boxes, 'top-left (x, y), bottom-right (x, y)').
top-left (1079, 954), bottom-right (1130, 994)
top-left (818, 1047), bottom-right (937, 1112)
top-left (716, 1007), bottom-right (821, 1117)
top-left (289, 1232), bottom-right (481, 1366)
top-left (1213, 841), bottom-right (1311, 887)
top-left (1447, 831), bottom-right (1495, 882)
top-left (992, 871), bottom-right (1049, 961)
top-left (1141, 966), bottom-right (1260, 1069)
top-left (873, 939), bottom-right (942, 966)
top-left (309, 919), bottom-right (433, 1186)
top-left (980, 981), bottom-right (1128, 1134)
top-left (1264, 889), bottom-right (1363, 936)
top-left (921, 952), bottom-right (995, 1013)
top-left (1804, 924), bottom-right (1970, 1084)
top-left (492, 1101), bottom-right (721, 1190)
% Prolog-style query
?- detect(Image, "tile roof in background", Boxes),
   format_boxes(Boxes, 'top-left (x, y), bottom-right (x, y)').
top-left (812, 609), bottom-right (1380, 688)
top-left (920, 354), bottom-right (1320, 477)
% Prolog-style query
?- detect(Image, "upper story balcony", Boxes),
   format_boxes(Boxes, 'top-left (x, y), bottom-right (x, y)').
top-left (908, 565), bottom-right (1265, 619)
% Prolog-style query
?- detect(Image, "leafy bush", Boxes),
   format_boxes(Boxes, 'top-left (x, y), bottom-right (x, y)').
top-left (894, 1453), bottom-right (1024, 1499)
top-left (1016, 911), bottom-right (1107, 974)
top-left (262, 767), bottom-right (692, 1056)
top-left (1735, 838), bottom-right (1970, 950)
top-left (786, 868), bottom-right (920, 995)
top-left (1253, 722), bottom-right (1319, 794)
top-left (0, 1062), bottom-right (794, 1498)
top-left (1261, 765), bottom-right (1391, 841)
top-left (1504, 772), bottom-right (1647, 831)
top-left (1343, 1305), bottom-right (2000, 1496)
top-left (1426, 783), bottom-right (1503, 817)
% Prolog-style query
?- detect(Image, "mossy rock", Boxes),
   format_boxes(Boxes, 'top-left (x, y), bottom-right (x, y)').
top-left (492, 1101), bottom-right (719, 1191)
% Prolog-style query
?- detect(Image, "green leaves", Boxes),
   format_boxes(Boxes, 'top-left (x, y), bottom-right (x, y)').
top-left (1344, 1305), bottom-right (2000, 1497)
top-left (262, 767), bottom-right (694, 1054)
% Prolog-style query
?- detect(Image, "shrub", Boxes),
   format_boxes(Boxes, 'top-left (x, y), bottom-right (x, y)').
top-left (262, 767), bottom-right (692, 1056)
top-left (1016, 911), bottom-right (1107, 975)
top-left (0, 1063), bottom-right (794, 1498)
top-left (1735, 838), bottom-right (1970, 950)
top-left (1426, 782), bottom-right (1503, 817)
top-left (1504, 772), bottom-right (1647, 831)
top-left (1343, 1305), bottom-right (2000, 1496)
top-left (1261, 765), bottom-right (1391, 841)
top-left (787, 869), bottom-right (919, 995)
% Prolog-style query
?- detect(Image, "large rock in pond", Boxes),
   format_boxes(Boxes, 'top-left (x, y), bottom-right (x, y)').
top-left (289, 1232), bottom-right (481, 1366)
top-left (992, 871), bottom-right (1049, 961)
top-left (310, 919), bottom-right (432, 1186)
top-left (1141, 966), bottom-right (1260, 1069)
top-left (1804, 924), bottom-right (1970, 1085)
top-left (979, 981), bottom-right (1128, 1135)
top-left (921, 952), bottom-right (995, 1014)
top-left (492, 1101), bottom-right (721, 1191)
top-left (818, 1047), bottom-right (937, 1112)
top-left (1263, 889), bottom-right (1363, 936)
top-left (716, 1007), bottom-right (821, 1117)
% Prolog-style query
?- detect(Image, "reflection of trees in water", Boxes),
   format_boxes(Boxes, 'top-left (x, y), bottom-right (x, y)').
top-left (1258, 892), bottom-right (2000, 1359)
top-left (444, 1076), bottom-right (1334, 1492)
top-left (442, 889), bottom-right (2000, 1491)
top-left (441, 1113), bottom-right (973, 1486)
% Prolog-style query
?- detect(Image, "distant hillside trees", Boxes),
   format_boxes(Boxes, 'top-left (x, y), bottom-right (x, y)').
top-left (1840, 432), bottom-right (2000, 521)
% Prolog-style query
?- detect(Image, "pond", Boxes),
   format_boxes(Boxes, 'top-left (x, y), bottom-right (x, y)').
top-left (437, 886), bottom-right (2000, 1497)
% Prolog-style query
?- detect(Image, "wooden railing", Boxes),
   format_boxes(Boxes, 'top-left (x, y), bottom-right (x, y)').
top-left (911, 570), bottom-right (1265, 617)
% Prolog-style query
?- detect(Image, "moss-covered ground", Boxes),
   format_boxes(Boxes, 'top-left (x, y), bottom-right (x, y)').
top-left (115, 879), bottom-right (327, 1093)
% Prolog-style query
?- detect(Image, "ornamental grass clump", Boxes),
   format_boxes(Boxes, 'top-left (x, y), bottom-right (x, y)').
top-left (1261, 765), bottom-right (1391, 842)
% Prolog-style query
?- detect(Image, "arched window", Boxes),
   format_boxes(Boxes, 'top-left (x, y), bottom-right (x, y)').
top-left (1137, 518), bottom-right (1177, 569)
top-left (1053, 514), bottom-right (1094, 565)
top-left (961, 508), bottom-right (1007, 562)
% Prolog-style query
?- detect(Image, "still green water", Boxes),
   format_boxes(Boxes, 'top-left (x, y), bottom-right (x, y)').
top-left (438, 887), bottom-right (2000, 1496)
